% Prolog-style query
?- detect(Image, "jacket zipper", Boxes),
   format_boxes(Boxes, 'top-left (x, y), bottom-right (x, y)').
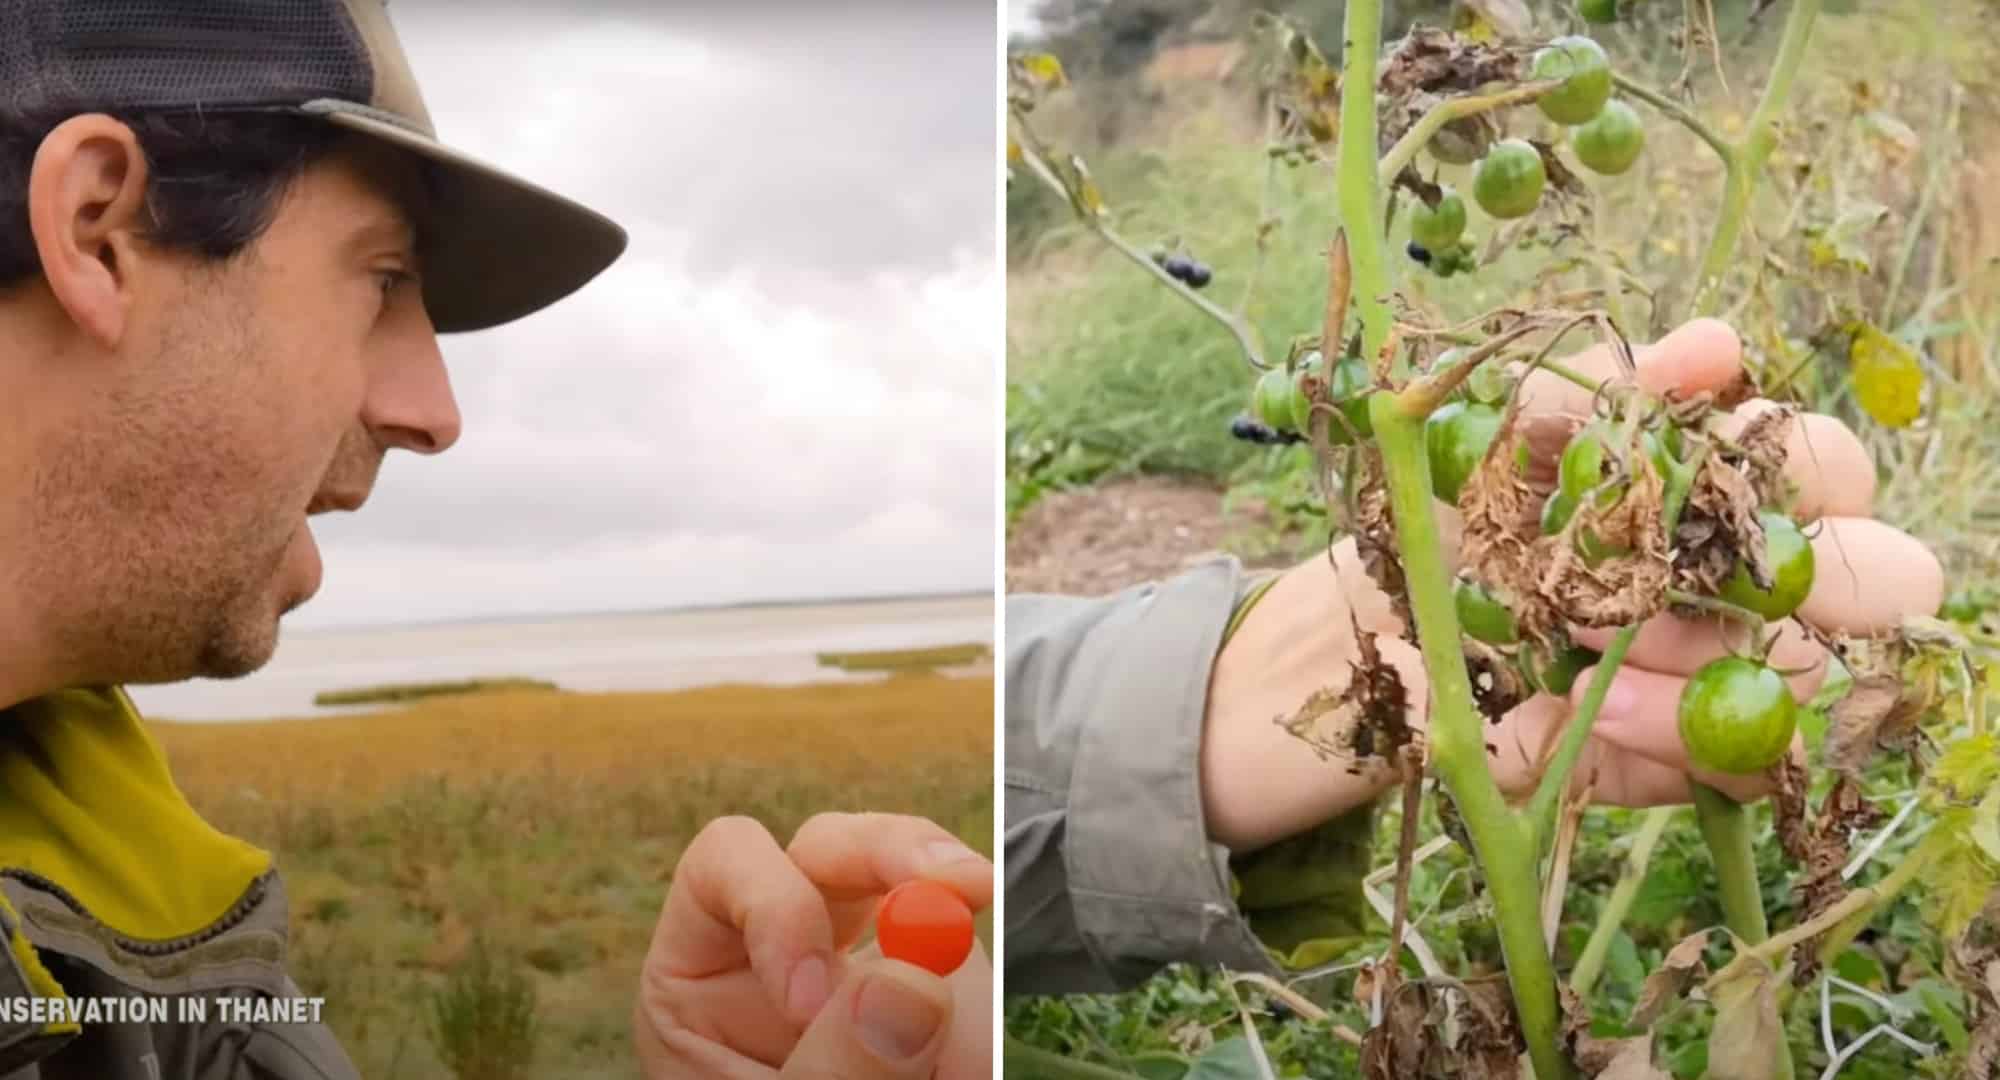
top-left (0, 868), bottom-right (271, 958)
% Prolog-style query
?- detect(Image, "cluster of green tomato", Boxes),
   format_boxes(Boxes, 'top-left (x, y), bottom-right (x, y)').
top-left (1448, 411), bottom-right (1819, 776)
top-left (1407, 34), bottom-right (1645, 273)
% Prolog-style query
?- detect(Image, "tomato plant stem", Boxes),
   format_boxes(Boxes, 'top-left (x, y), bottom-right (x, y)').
top-left (1688, 0), bottom-right (1823, 318)
top-left (1690, 782), bottom-right (1799, 1078)
top-left (1527, 624), bottom-right (1640, 854)
top-left (1336, 0), bottom-right (1393, 376)
top-left (1370, 396), bottom-right (1572, 1080)
top-left (1609, 73), bottom-right (1734, 165)
top-left (1375, 80), bottom-right (1561, 187)
top-left (1569, 805), bottom-right (1676, 996)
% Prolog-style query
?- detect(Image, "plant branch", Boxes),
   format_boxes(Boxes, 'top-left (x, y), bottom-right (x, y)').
top-left (1570, 806), bottom-right (1677, 995)
top-left (1688, 0), bottom-right (1823, 318)
top-left (1708, 828), bottom-right (1942, 990)
top-left (1610, 73), bottom-right (1735, 165)
top-left (1010, 115), bottom-right (1270, 369)
top-left (1528, 625), bottom-right (1639, 852)
top-left (1376, 80), bottom-right (1561, 186)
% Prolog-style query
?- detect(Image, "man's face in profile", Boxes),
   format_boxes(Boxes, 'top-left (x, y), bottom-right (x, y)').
top-left (20, 132), bottom-right (462, 687)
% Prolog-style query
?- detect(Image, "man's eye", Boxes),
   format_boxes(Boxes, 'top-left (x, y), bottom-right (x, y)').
top-left (377, 270), bottom-right (413, 297)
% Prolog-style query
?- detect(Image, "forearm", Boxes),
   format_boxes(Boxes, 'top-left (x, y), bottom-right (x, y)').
top-left (1201, 538), bottom-right (1420, 852)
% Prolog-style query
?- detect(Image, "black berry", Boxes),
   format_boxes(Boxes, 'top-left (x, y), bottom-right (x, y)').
top-left (1186, 262), bottom-right (1212, 288)
top-left (1162, 254), bottom-right (1194, 281)
top-left (1407, 241), bottom-right (1432, 265)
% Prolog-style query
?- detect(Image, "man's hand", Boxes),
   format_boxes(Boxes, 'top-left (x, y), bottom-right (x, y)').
top-left (1201, 317), bottom-right (1943, 852)
top-left (634, 813), bottom-right (993, 1079)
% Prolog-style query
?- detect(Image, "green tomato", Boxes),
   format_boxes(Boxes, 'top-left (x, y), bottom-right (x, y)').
top-left (1540, 489), bottom-right (1627, 562)
top-left (1410, 188), bottom-right (1468, 251)
top-left (1572, 99), bottom-right (1644, 175)
top-left (1718, 511), bottom-right (1816, 620)
top-left (1678, 656), bottom-right (1798, 774)
top-left (1558, 422), bottom-right (1617, 505)
top-left (1253, 367), bottom-right (1299, 433)
top-left (1324, 354), bottom-right (1375, 443)
top-left (1426, 400), bottom-right (1504, 505)
top-left (1527, 645), bottom-right (1601, 696)
top-left (1532, 36), bottom-right (1613, 125)
top-left (1455, 579), bottom-right (1519, 645)
top-left (1578, 0), bottom-right (1619, 22)
top-left (1473, 139), bottom-right (1547, 220)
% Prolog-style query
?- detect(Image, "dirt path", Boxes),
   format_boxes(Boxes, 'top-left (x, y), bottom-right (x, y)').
top-left (1004, 475), bottom-right (1301, 596)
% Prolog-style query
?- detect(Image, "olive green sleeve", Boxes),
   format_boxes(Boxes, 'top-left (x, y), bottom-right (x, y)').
top-left (1002, 558), bottom-right (1378, 996)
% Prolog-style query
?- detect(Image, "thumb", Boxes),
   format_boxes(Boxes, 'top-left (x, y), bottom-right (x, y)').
top-left (778, 960), bottom-right (952, 1080)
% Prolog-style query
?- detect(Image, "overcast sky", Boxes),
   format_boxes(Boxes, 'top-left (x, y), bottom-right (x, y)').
top-left (296, 2), bottom-right (998, 629)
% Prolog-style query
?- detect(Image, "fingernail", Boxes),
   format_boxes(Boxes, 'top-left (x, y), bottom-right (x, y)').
top-left (788, 953), bottom-right (830, 1021)
top-left (855, 971), bottom-right (945, 1061)
top-left (922, 840), bottom-right (985, 868)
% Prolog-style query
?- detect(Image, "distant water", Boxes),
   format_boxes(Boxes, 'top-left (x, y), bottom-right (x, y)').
top-left (126, 594), bottom-right (994, 722)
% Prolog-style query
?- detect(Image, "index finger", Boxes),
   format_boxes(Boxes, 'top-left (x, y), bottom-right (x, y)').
top-left (1515, 316), bottom-right (1745, 417)
top-left (787, 813), bottom-right (994, 947)
top-left (650, 815), bottom-right (838, 1028)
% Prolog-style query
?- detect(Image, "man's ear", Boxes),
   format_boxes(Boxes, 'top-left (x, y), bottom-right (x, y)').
top-left (26, 115), bottom-right (153, 348)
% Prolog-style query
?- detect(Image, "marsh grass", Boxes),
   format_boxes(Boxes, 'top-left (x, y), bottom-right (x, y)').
top-left (152, 674), bottom-right (994, 1080)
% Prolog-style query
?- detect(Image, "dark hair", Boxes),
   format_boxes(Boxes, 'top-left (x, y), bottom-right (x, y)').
top-left (0, 108), bottom-right (340, 287)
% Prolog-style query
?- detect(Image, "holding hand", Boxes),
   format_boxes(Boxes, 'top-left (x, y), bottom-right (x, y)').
top-left (634, 813), bottom-right (993, 1079)
top-left (1201, 318), bottom-right (1943, 852)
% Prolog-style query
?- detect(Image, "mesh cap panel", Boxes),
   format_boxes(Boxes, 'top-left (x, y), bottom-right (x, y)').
top-left (0, 0), bottom-right (371, 117)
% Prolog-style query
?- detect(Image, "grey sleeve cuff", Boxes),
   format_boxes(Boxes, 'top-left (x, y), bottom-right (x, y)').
top-left (1003, 558), bottom-right (1277, 995)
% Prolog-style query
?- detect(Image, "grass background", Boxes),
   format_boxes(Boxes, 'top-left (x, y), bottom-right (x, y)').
top-left (151, 675), bottom-right (994, 1079)
top-left (1006, 0), bottom-right (2000, 1076)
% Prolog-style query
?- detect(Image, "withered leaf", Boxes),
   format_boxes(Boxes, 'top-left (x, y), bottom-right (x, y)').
top-left (1466, 639), bottom-right (1530, 723)
top-left (1597, 1036), bottom-right (1671, 1080)
top-left (1342, 624), bottom-right (1414, 766)
top-left (1824, 674), bottom-right (1925, 776)
top-left (1772, 753), bottom-right (1811, 862)
top-left (1562, 985), bottom-right (1664, 1077)
top-left (1360, 975), bottom-right (1437, 1080)
top-left (1790, 775), bottom-right (1887, 986)
top-left (1353, 450), bottom-right (1416, 642)
top-left (1454, 975), bottom-right (1525, 1080)
top-left (1705, 964), bottom-right (1787, 1080)
top-left (1630, 932), bottom-right (1710, 1028)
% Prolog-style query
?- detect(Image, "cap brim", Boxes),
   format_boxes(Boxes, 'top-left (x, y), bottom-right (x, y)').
top-left (315, 106), bottom-right (628, 335)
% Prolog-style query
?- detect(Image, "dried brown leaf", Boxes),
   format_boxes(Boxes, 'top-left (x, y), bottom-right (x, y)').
top-left (1360, 975), bottom-right (1437, 1080)
top-left (1596, 1037), bottom-right (1672, 1080)
top-left (1824, 674), bottom-right (1926, 776)
top-left (1564, 985), bottom-right (1665, 1077)
top-left (1354, 450), bottom-right (1415, 642)
top-left (1631, 932), bottom-right (1710, 1028)
top-left (1342, 625), bottom-right (1414, 766)
top-left (1467, 639), bottom-right (1530, 723)
top-left (1772, 752), bottom-right (1811, 862)
top-left (1791, 775), bottom-right (1888, 985)
top-left (1706, 964), bottom-right (1787, 1080)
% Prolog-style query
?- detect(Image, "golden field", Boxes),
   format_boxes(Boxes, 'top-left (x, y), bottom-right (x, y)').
top-left (150, 674), bottom-right (995, 1080)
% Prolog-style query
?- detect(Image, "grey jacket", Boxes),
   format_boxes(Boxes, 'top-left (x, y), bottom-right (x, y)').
top-left (0, 870), bottom-right (357, 1080)
top-left (1004, 557), bottom-right (1286, 994)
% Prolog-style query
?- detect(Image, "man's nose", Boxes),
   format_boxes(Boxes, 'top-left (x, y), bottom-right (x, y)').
top-left (363, 319), bottom-right (462, 455)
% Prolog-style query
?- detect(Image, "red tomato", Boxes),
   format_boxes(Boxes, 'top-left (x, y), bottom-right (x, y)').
top-left (875, 880), bottom-right (974, 976)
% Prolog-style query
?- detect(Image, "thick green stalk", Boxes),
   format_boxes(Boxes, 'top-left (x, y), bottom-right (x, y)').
top-left (1335, 0), bottom-right (1394, 374)
top-left (1688, 0), bottom-right (1823, 317)
top-left (1371, 400), bottom-right (1572, 1080)
top-left (1570, 806), bottom-right (1676, 995)
top-left (1691, 783), bottom-right (1797, 1079)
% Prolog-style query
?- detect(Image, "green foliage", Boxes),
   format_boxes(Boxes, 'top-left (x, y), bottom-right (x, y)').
top-left (426, 934), bottom-right (538, 1080)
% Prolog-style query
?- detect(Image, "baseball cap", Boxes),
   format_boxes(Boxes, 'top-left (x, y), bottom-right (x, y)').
top-left (0, 0), bottom-right (628, 334)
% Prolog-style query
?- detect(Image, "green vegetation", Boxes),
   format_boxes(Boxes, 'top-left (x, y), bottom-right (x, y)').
top-left (1007, 0), bottom-right (2000, 1076)
top-left (313, 677), bottom-right (560, 707)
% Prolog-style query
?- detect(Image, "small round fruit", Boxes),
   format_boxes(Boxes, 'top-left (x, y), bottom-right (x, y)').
top-left (1426, 400), bottom-right (1504, 505)
top-left (1532, 36), bottom-right (1613, 125)
top-left (1678, 657), bottom-right (1798, 774)
top-left (1408, 240), bottom-right (1433, 265)
top-left (1161, 254), bottom-right (1194, 282)
top-left (1325, 354), bottom-right (1375, 442)
top-left (1578, 0), bottom-right (1618, 23)
top-left (1455, 580), bottom-right (1519, 645)
top-left (1473, 140), bottom-right (1547, 220)
top-left (1186, 261), bottom-right (1213, 288)
top-left (1410, 188), bottom-right (1468, 251)
top-left (1253, 367), bottom-right (1299, 434)
top-left (876, 880), bottom-right (975, 976)
top-left (1718, 511), bottom-right (1816, 620)
top-left (1572, 100), bottom-right (1644, 175)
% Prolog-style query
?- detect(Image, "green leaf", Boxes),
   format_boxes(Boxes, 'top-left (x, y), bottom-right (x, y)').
top-left (1609, 929), bottom-right (1645, 990)
top-left (1917, 983), bottom-right (1971, 1052)
top-left (1132, 1051), bottom-right (1194, 1080)
top-left (1831, 946), bottom-right (1885, 989)
top-left (1846, 321), bottom-right (1925, 428)
top-left (1805, 202), bottom-right (1887, 272)
top-left (1186, 1037), bottom-right (1262, 1080)
top-left (1927, 733), bottom-right (1999, 807)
